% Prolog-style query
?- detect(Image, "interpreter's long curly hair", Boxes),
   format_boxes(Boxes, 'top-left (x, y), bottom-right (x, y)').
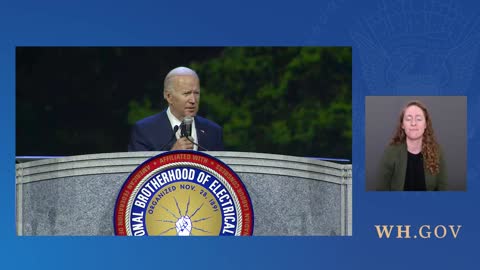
top-left (390, 100), bottom-right (440, 175)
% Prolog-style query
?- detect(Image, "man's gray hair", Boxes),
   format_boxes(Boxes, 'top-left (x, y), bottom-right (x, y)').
top-left (163, 67), bottom-right (199, 99)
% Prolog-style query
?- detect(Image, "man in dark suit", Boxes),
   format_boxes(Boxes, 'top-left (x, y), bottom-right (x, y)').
top-left (128, 67), bottom-right (224, 152)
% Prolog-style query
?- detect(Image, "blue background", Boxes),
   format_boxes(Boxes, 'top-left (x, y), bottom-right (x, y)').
top-left (1, 0), bottom-right (478, 269)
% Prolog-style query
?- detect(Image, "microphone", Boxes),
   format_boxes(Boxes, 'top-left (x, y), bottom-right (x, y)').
top-left (181, 116), bottom-right (193, 138)
top-left (180, 116), bottom-right (209, 151)
top-left (159, 125), bottom-right (179, 151)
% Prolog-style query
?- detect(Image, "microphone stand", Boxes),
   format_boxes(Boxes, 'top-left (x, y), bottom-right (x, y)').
top-left (185, 136), bottom-right (209, 151)
top-left (180, 122), bottom-right (209, 151)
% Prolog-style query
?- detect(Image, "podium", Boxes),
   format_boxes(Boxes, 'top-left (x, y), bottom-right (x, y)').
top-left (16, 152), bottom-right (352, 236)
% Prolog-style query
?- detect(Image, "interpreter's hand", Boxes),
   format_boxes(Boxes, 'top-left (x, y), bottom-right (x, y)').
top-left (175, 216), bottom-right (192, 236)
top-left (171, 137), bottom-right (194, 150)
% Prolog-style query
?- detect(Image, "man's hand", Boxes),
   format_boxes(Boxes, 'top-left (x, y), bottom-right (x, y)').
top-left (171, 137), bottom-right (194, 150)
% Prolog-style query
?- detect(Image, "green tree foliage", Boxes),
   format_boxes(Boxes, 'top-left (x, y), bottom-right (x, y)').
top-left (188, 47), bottom-right (352, 158)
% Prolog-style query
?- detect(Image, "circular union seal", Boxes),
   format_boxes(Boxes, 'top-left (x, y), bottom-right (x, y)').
top-left (114, 151), bottom-right (254, 236)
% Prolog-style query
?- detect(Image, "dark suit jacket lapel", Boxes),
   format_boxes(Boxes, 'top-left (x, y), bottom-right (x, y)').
top-left (195, 117), bottom-right (208, 150)
top-left (158, 110), bottom-right (176, 150)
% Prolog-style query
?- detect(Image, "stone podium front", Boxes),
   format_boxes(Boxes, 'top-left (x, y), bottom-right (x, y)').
top-left (16, 152), bottom-right (352, 236)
